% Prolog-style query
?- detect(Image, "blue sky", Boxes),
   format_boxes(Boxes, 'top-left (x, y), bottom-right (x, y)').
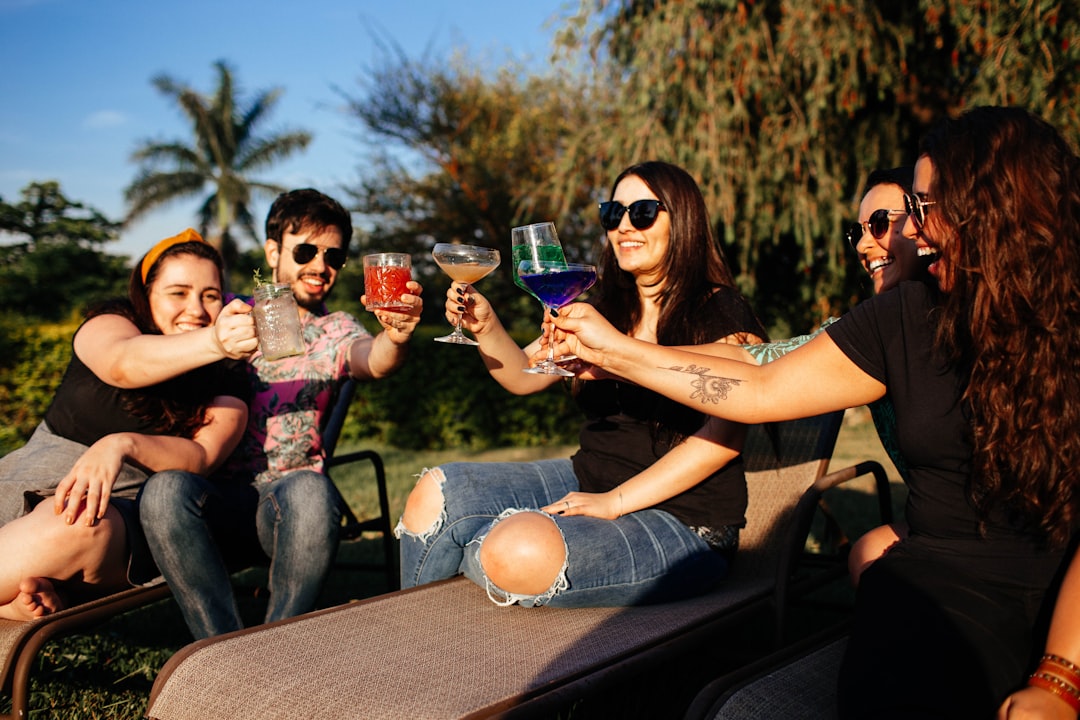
top-left (0, 0), bottom-right (570, 259)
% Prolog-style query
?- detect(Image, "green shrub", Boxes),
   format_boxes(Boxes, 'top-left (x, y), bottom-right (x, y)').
top-left (343, 325), bottom-right (580, 450)
top-left (0, 319), bottom-right (75, 455)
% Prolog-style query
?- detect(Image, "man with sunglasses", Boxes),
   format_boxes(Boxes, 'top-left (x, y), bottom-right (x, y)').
top-left (139, 188), bottom-right (424, 640)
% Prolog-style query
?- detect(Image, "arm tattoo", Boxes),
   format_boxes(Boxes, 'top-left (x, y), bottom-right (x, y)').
top-left (669, 364), bottom-right (744, 405)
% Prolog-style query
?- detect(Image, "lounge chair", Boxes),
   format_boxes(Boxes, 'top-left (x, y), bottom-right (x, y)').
top-left (144, 410), bottom-right (891, 720)
top-left (0, 379), bottom-right (391, 719)
top-left (683, 627), bottom-right (850, 720)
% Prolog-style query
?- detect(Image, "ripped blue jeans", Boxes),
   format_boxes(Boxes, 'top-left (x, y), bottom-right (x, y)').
top-left (394, 459), bottom-right (727, 607)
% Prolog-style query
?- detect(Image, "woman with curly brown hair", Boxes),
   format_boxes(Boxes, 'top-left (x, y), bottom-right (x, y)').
top-left (551, 107), bottom-right (1080, 716)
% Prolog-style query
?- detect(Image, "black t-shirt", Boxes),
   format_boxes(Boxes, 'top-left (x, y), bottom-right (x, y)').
top-left (44, 324), bottom-right (251, 446)
top-left (571, 286), bottom-right (766, 532)
top-left (826, 281), bottom-right (1064, 587)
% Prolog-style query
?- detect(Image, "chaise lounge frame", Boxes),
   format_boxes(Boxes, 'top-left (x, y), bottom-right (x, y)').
top-left (143, 410), bottom-right (892, 720)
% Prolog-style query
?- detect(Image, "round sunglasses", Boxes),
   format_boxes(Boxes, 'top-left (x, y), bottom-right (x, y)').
top-left (598, 199), bottom-right (666, 231)
top-left (903, 193), bottom-right (937, 230)
top-left (845, 208), bottom-right (908, 250)
top-left (285, 242), bottom-right (347, 270)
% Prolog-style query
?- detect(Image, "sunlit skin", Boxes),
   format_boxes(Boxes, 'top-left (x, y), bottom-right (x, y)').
top-left (607, 174), bottom-right (671, 293)
top-left (909, 156), bottom-right (949, 291)
top-left (266, 227), bottom-right (345, 315)
top-left (855, 184), bottom-right (918, 294)
top-left (148, 255), bottom-right (225, 332)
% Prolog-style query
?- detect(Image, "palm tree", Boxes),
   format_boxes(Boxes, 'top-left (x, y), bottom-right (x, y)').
top-left (124, 60), bottom-right (312, 266)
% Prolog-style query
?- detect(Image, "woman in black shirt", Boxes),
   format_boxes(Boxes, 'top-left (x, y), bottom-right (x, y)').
top-left (0, 231), bottom-right (255, 619)
top-left (396, 161), bottom-right (766, 607)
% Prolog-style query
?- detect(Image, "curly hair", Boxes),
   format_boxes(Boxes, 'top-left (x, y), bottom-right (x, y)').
top-left (921, 106), bottom-right (1080, 546)
top-left (593, 161), bottom-right (741, 346)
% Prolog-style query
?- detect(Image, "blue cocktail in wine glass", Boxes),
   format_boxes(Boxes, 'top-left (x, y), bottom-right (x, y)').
top-left (517, 260), bottom-right (597, 376)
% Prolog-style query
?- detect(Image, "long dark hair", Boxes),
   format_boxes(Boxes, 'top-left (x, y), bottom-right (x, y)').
top-left (594, 161), bottom-right (740, 346)
top-left (923, 106), bottom-right (1080, 545)
top-left (590, 161), bottom-right (757, 449)
top-left (85, 240), bottom-right (227, 438)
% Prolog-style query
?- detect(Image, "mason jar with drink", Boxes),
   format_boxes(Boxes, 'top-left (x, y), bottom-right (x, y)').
top-left (251, 282), bottom-right (306, 361)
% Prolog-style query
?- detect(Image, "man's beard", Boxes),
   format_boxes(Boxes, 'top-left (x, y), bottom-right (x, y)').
top-left (282, 270), bottom-right (332, 311)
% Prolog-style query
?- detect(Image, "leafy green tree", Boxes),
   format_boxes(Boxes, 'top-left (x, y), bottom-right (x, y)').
top-left (552, 0), bottom-right (1080, 335)
top-left (125, 60), bottom-right (312, 268)
top-left (0, 181), bottom-right (127, 321)
top-left (340, 46), bottom-right (604, 331)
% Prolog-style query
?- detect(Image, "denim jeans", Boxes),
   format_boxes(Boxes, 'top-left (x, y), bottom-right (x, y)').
top-left (394, 459), bottom-right (727, 607)
top-left (138, 469), bottom-right (342, 639)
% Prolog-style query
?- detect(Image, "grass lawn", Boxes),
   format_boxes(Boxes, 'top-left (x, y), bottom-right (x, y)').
top-left (3, 409), bottom-right (900, 719)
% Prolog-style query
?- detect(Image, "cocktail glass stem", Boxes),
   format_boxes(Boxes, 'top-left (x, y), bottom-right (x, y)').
top-left (525, 304), bottom-right (573, 376)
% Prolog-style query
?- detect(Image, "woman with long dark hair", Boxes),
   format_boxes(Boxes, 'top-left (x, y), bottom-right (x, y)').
top-left (0, 229), bottom-right (255, 619)
top-left (395, 161), bottom-right (766, 606)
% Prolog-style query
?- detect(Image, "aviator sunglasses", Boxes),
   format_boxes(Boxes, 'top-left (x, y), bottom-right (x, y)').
top-left (845, 208), bottom-right (907, 250)
top-left (903, 193), bottom-right (937, 230)
top-left (599, 199), bottom-right (666, 231)
top-left (286, 243), bottom-right (347, 270)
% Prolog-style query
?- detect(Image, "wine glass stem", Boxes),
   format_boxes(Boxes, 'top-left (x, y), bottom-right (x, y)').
top-left (545, 305), bottom-right (556, 363)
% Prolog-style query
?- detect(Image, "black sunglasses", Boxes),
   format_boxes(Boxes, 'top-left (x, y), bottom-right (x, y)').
top-left (845, 208), bottom-right (907, 249)
top-left (903, 193), bottom-right (937, 230)
top-left (287, 243), bottom-right (347, 270)
top-left (599, 199), bottom-right (665, 231)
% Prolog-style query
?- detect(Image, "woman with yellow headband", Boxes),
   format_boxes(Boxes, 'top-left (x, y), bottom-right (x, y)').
top-left (0, 229), bottom-right (256, 619)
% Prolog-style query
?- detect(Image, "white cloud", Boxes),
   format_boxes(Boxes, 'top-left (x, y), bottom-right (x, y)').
top-left (83, 110), bottom-right (128, 129)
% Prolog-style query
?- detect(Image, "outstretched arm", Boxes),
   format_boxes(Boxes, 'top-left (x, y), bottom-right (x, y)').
top-left (552, 303), bottom-right (884, 423)
top-left (352, 281), bottom-right (423, 379)
top-left (447, 282), bottom-right (563, 395)
top-left (75, 299), bottom-right (257, 389)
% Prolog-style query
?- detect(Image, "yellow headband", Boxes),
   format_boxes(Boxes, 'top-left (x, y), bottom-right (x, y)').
top-left (140, 228), bottom-right (207, 283)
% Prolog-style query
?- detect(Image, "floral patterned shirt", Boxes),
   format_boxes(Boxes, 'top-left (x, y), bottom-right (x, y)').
top-left (220, 305), bottom-right (370, 483)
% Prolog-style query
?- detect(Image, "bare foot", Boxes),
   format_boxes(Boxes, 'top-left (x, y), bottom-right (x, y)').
top-left (0, 578), bottom-right (65, 620)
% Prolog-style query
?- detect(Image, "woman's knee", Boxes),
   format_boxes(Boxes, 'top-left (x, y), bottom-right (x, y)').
top-left (478, 511), bottom-right (566, 597)
top-left (21, 502), bottom-right (125, 567)
top-left (399, 467), bottom-right (446, 535)
top-left (848, 523), bottom-right (905, 587)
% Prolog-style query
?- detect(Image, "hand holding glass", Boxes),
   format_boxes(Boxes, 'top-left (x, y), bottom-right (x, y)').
top-left (431, 243), bottom-right (501, 345)
top-left (363, 253), bottom-right (412, 312)
top-left (517, 260), bottom-right (597, 376)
